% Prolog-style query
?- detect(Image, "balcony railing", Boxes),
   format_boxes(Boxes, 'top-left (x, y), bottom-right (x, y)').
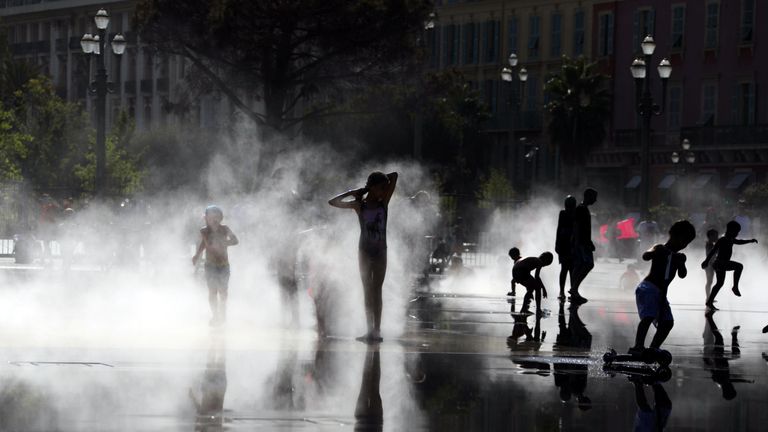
top-left (681, 125), bottom-right (768, 147)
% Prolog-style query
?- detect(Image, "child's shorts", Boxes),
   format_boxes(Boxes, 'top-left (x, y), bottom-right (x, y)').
top-left (205, 264), bottom-right (230, 291)
top-left (635, 280), bottom-right (673, 322)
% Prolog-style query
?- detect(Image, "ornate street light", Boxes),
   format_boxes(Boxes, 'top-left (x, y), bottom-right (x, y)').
top-left (631, 35), bottom-right (672, 219)
top-left (81, 9), bottom-right (126, 196)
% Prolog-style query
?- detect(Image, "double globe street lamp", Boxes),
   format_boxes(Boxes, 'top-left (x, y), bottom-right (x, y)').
top-left (630, 36), bottom-right (672, 219)
top-left (80, 9), bottom-right (126, 196)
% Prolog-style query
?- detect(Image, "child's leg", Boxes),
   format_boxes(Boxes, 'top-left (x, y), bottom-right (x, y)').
top-left (559, 263), bottom-right (568, 296)
top-left (729, 261), bottom-right (744, 295)
top-left (520, 280), bottom-right (535, 311)
top-left (706, 269), bottom-right (726, 307)
top-left (358, 254), bottom-right (375, 334)
top-left (633, 317), bottom-right (654, 349)
top-left (705, 267), bottom-right (714, 299)
top-left (369, 255), bottom-right (387, 335)
top-left (219, 270), bottom-right (230, 322)
top-left (649, 320), bottom-right (673, 349)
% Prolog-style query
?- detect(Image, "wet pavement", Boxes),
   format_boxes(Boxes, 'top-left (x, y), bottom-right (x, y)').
top-left (1, 261), bottom-right (767, 431)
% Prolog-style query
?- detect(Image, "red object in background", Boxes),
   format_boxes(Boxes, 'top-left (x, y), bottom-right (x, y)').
top-left (599, 218), bottom-right (638, 244)
top-left (599, 224), bottom-right (609, 244)
top-left (616, 218), bottom-right (638, 239)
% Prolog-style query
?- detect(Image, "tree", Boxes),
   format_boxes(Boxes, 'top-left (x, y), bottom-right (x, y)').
top-left (476, 169), bottom-right (516, 210)
top-left (0, 108), bottom-right (30, 181)
top-left (134, 0), bottom-right (433, 133)
top-left (74, 112), bottom-right (146, 196)
top-left (544, 56), bottom-right (611, 172)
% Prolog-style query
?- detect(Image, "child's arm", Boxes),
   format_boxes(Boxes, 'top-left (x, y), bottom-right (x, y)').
top-left (224, 226), bottom-right (239, 246)
top-left (676, 253), bottom-right (688, 278)
top-left (734, 238), bottom-right (758, 245)
top-left (192, 235), bottom-right (205, 266)
top-left (641, 245), bottom-right (658, 261)
top-left (701, 240), bottom-right (721, 268)
top-left (328, 188), bottom-right (366, 210)
top-left (383, 172), bottom-right (399, 205)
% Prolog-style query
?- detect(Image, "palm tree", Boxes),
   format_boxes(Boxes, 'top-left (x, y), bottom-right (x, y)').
top-left (544, 56), bottom-right (611, 184)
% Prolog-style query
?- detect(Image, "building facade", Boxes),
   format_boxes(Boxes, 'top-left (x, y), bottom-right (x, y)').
top-left (431, 0), bottom-right (605, 190)
top-left (588, 0), bottom-right (768, 213)
top-left (0, 0), bottom-right (227, 132)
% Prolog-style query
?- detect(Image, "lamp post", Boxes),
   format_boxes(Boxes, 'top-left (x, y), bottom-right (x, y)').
top-left (631, 36), bottom-right (671, 219)
top-left (81, 9), bottom-right (126, 196)
top-left (671, 138), bottom-right (695, 210)
top-left (501, 53), bottom-right (528, 193)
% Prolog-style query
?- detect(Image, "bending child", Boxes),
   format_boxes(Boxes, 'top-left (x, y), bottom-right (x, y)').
top-left (512, 252), bottom-right (553, 315)
top-left (631, 220), bottom-right (696, 355)
top-left (701, 221), bottom-right (757, 310)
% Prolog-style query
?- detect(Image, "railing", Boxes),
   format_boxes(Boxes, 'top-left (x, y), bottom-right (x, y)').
top-left (681, 125), bottom-right (768, 147)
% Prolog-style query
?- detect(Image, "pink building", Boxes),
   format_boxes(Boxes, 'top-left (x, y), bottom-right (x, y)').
top-left (588, 0), bottom-right (768, 213)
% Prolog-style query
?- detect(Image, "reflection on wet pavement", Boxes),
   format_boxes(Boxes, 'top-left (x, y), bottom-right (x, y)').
top-left (1, 263), bottom-right (767, 431)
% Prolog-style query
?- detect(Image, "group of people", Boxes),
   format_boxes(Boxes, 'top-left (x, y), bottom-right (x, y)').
top-left (193, 171), bottom-right (397, 341)
top-left (505, 188), bottom-right (599, 315)
top-left (502, 186), bottom-right (765, 358)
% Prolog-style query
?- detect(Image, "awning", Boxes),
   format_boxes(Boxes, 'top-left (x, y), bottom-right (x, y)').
top-left (658, 174), bottom-right (677, 189)
top-left (625, 175), bottom-right (641, 189)
top-left (725, 173), bottom-right (750, 189)
top-left (691, 174), bottom-right (713, 189)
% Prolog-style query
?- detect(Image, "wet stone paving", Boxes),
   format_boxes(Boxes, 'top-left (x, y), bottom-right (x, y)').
top-left (1, 261), bottom-right (767, 431)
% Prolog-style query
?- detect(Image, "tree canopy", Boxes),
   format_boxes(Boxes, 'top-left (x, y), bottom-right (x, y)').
top-left (135, 0), bottom-right (434, 132)
top-left (544, 56), bottom-right (611, 164)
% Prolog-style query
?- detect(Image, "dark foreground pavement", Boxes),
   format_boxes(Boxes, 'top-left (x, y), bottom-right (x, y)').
top-left (1, 261), bottom-right (767, 431)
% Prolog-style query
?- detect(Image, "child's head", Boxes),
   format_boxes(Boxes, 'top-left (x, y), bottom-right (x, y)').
top-left (564, 195), bottom-right (577, 211)
top-left (583, 188), bottom-right (598, 205)
top-left (725, 220), bottom-right (741, 237)
top-left (365, 171), bottom-right (390, 201)
top-left (539, 252), bottom-right (553, 266)
top-left (706, 228), bottom-right (719, 242)
top-left (508, 247), bottom-right (521, 261)
top-left (205, 205), bottom-right (224, 226)
top-left (668, 220), bottom-right (696, 251)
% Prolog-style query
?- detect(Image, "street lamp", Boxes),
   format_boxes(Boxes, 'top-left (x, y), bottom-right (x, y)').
top-left (631, 35), bottom-right (671, 219)
top-left (501, 53), bottom-right (528, 193)
top-left (81, 8), bottom-right (125, 196)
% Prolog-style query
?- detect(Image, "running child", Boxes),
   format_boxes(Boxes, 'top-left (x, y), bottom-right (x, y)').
top-left (329, 171), bottom-right (398, 343)
top-left (508, 247), bottom-right (521, 296)
top-left (630, 220), bottom-right (696, 355)
top-left (701, 221), bottom-right (758, 310)
top-left (192, 206), bottom-right (239, 326)
top-left (512, 252), bottom-right (553, 315)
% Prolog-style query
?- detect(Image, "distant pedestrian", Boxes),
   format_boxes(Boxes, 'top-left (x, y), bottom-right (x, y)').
top-left (555, 195), bottom-right (577, 300)
top-left (570, 188), bottom-right (597, 304)
top-left (701, 221), bottom-right (757, 310)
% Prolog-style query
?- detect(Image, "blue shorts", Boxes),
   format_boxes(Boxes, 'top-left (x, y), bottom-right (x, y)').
top-left (635, 281), bottom-right (673, 322)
